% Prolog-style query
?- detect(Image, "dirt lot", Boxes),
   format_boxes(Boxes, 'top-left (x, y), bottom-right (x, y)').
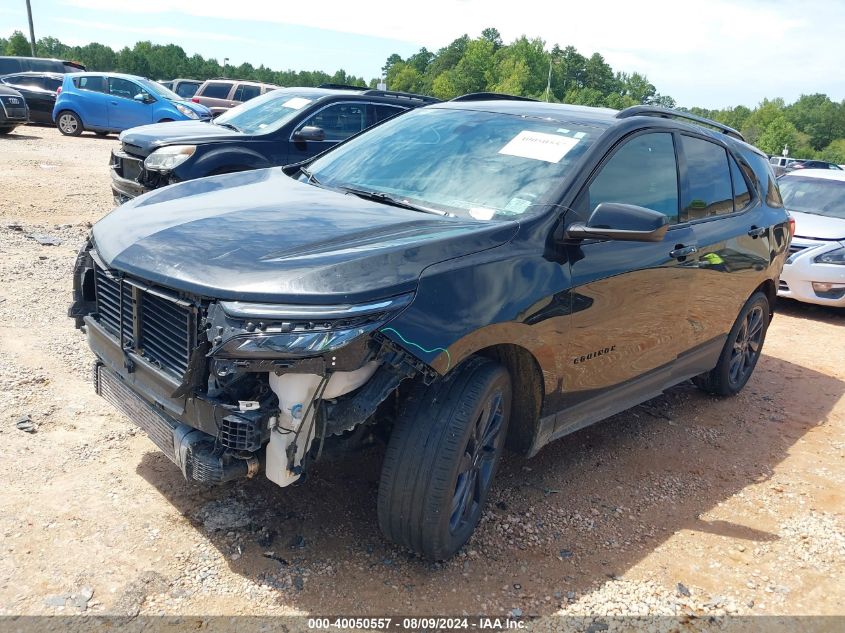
top-left (1, 125), bottom-right (844, 624)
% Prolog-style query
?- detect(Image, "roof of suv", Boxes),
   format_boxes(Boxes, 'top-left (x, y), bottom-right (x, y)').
top-left (1, 71), bottom-right (64, 79)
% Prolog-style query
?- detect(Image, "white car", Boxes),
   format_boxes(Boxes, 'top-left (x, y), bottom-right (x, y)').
top-left (777, 169), bottom-right (845, 307)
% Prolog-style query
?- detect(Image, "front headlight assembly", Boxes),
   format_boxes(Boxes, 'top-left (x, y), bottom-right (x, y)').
top-left (175, 103), bottom-right (199, 120)
top-left (814, 246), bottom-right (845, 265)
top-left (144, 145), bottom-right (196, 172)
top-left (210, 293), bottom-right (414, 359)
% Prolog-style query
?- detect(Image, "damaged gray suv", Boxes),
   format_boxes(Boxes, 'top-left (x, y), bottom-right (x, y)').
top-left (71, 96), bottom-right (790, 559)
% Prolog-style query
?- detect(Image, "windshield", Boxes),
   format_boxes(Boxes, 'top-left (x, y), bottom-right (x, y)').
top-left (778, 175), bottom-right (845, 219)
top-left (215, 89), bottom-right (318, 135)
top-left (139, 78), bottom-right (182, 101)
top-left (307, 107), bottom-right (598, 220)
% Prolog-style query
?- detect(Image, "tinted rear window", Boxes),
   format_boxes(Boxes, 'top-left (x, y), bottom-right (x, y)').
top-left (0, 58), bottom-right (22, 74)
top-left (201, 82), bottom-right (233, 99)
top-left (681, 135), bottom-right (734, 219)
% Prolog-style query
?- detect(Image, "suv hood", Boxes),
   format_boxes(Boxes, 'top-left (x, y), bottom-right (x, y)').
top-left (92, 168), bottom-right (518, 303)
top-left (119, 120), bottom-right (239, 157)
top-left (790, 210), bottom-right (845, 241)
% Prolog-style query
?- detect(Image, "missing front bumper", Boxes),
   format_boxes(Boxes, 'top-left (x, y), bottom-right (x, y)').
top-left (94, 362), bottom-right (258, 484)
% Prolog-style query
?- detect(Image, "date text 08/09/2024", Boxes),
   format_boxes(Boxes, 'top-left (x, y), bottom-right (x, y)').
top-left (307, 617), bottom-right (526, 630)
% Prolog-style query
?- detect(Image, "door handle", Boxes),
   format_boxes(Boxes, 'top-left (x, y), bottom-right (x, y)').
top-left (670, 244), bottom-right (698, 259)
top-left (747, 226), bottom-right (767, 238)
top-left (110, 101), bottom-right (118, 105)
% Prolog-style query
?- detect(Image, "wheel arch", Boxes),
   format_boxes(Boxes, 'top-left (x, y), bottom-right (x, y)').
top-left (56, 108), bottom-right (83, 125)
top-left (755, 278), bottom-right (777, 317)
top-left (474, 343), bottom-right (545, 456)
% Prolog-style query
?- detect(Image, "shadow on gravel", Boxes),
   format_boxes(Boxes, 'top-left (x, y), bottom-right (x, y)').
top-left (136, 353), bottom-right (843, 616)
top-left (3, 132), bottom-right (42, 140)
top-left (775, 298), bottom-right (844, 325)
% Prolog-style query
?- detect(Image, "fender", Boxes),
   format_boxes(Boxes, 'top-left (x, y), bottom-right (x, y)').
top-left (186, 145), bottom-right (272, 178)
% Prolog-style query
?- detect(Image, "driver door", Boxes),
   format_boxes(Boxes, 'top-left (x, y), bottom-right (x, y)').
top-left (107, 77), bottom-right (152, 130)
top-left (560, 131), bottom-right (697, 414)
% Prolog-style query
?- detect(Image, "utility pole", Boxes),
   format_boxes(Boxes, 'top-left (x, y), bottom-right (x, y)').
top-left (25, 0), bottom-right (36, 56)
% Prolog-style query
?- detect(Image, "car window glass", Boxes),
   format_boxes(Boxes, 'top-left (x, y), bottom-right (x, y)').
top-left (374, 104), bottom-right (407, 122)
top-left (77, 75), bottom-right (106, 92)
top-left (588, 133), bottom-right (679, 222)
top-left (109, 77), bottom-right (142, 99)
top-left (30, 59), bottom-right (57, 72)
top-left (681, 135), bottom-right (734, 220)
top-left (44, 77), bottom-right (62, 92)
top-left (777, 176), bottom-right (845, 220)
top-left (0, 58), bottom-right (22, 74)
top-left (234, 84), bottom-right (261, 101)
top-left (308, 108), bottom-right (597, 220)
top-left (301, 103), bottom-right (367, 141)
top-left (202, 82), bottom-right (233, 99)
top-left (745, 151), bottom-right (783, 207)
top-left (175, 82), bottom-right (199, 98)
top-left (729, 156), bottom-right (751, 211)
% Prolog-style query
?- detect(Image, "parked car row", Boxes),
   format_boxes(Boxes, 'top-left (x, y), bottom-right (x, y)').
top-left (69, 98), bottom-right (797, 561)
top-left (0, 65), bottom-right (275, 135)
top-left (769, 155), bottom-right (842, 176)
top-left (110, 84), bottom-right (438, 201)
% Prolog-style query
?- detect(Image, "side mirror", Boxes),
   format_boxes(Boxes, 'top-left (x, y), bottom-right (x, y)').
top-left (293, 126), bottom-right (326, 142)
top-left (565, 202), bottom-right (669, 242)
top-left (134, 93), bottom-right (155, 104)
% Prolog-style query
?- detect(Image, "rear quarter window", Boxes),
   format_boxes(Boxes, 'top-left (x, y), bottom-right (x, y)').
top-left (200, 82), bottom-right (233, 99)
top-left (742, 149), bottom-right (784, 208)
top-left (0, 58), bottom-right (22, 74)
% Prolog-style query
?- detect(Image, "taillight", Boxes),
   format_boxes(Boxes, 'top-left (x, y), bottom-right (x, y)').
top-left (787, 214), bottom-right (796, 238)
top-left (191, 97), bottom-right (200, 103)
top-left (56, 86), bottom-right (62, 94)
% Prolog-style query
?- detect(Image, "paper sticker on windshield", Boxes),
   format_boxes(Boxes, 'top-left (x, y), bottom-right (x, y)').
top-left (499, 131), bottom-right (579, 163)
top-left (282, 97), bottom-right (312, 110)
top-left (503, 198), bottom-right (532, 214)
top-left (469, 207), bottom-right (496, 221)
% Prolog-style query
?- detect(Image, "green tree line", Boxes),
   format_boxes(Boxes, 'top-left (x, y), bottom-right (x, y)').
top-left (1, 30), bottom-right (369, 89)
top-left (4, 27), bottom-right (844, 162)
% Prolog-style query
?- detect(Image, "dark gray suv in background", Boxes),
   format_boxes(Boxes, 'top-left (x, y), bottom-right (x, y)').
top-left (72, 98), bottom-right (791, 560)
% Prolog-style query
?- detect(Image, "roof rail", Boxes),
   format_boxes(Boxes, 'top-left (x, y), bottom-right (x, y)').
top-left (362, 89), bottom-right (440, 104)
top-left (318, 83), bottom-right (368, 91)
top-left (451, 92), bottom-right (539, 103)
top-left (616, 105), bottom-right (745, 141)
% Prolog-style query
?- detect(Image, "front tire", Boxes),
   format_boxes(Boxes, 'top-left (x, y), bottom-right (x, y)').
top-left (378, 356), bottom-right (511, 560)
top-left (56, 111), bottom-right (82, 136)
top-left (694, 291), bottom-right (770, 396)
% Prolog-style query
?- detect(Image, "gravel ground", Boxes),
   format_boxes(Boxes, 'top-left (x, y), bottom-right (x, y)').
top-left (0, 126), bottom-right (844, 625)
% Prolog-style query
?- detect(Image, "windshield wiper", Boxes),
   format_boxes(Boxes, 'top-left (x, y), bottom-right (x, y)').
top-left (215, 121), bottom-right (241, 132)
top-left (340, 186), bottom-right (451, 216)
top-left (300, 166), bottom-right (322, 186)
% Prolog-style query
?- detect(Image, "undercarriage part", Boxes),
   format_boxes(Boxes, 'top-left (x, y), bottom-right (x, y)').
top-left (95, 362), bottom-right (259, 485)
top-left (265, 362), bottom-right (379, 488)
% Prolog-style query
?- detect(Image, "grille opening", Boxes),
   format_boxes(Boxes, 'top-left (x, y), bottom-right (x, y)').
top-left (94, 265), bottom-right (197, 378)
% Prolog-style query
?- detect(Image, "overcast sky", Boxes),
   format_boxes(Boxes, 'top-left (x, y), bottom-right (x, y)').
top-left (2, 0), bottom-right (843, 108)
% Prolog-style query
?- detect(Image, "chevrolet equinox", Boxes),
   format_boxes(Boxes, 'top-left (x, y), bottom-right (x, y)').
top-left (71, 96), bottom-right (791, 560)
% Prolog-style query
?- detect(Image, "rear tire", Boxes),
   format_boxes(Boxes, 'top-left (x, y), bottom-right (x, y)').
top-left (693, 291), bottom-right (770, 396)
top-left (378, 356), bottom-right (511, 560)
top-left (56, 111), bottom-right (82, 136)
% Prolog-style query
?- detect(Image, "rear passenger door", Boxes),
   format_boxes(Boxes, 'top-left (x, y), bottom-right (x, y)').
top-left (562, 131), bottom-right (697, 414)
top-left (681, 134), bottom-right (772, 351)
